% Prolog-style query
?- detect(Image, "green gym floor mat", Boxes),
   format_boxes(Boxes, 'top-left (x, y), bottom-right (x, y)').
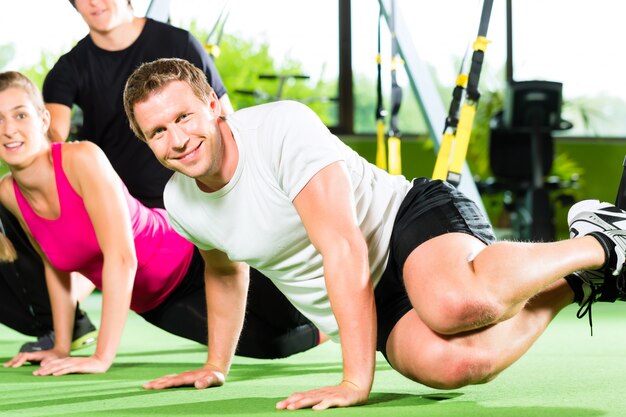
top-left (1, 293), bottom-right (625, 416)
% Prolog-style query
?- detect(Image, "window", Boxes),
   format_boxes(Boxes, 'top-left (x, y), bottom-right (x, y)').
top-left (510, 0), bottom-right (626, 137)
top-left (169, 0), bottom-right (341, 127)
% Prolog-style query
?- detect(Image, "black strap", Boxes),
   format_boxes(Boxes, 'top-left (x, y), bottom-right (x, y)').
top-left (205, 4), bottom-right (231, 59)
top-left (388, 0), bottom-right (402, 140)
top-left (465, 0), bottom-right (493, 103)
top-left (375, 8), bottom-right (388, 170)
top-left (616, 155), bottom-right (626, 209)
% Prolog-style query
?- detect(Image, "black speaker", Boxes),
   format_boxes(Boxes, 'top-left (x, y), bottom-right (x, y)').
top-left (503, 80), bottom-right (563, 130)
top-left (482, 80), bottom-right (572, 242)
top-left (489, 113), bottom-right (554, 180)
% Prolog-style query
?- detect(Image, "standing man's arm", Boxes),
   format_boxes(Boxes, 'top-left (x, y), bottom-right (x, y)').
top-left (277, 161), bottom-right (376, 410)
top-left (143, 248), bottom-right (249, 389)
top-left (45, 103), bottom-right (72, 142)
top-left (218, 94), bottom-right (234, 116)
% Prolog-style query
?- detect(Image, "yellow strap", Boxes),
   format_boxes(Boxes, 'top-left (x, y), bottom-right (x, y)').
top-left (388, 136), bottom-right (402, 175)
top-left (472, 36), bottom-right (490, 52)
top-left (432, 131), bottom-right (455, 180)
top-left (205, 44), bottom-right (221, 58)
top-left (447, 104), bottom-right (476, 181)
top-left (376, 120), bottom-right (387, 170)
top-left (456, 73), bottom-right (469, 88)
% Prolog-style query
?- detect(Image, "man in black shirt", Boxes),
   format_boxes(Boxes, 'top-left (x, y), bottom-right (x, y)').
top-left (44, 0), bottom-right (233, 208)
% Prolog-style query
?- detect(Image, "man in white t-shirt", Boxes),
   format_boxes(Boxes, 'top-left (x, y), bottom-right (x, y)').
top-left (122, 57), bottom-right (626, 410)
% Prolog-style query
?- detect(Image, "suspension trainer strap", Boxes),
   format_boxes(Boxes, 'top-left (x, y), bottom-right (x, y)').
top-left (388, 0), bottom-right (403, 175)
top-left (432, 66), bottom-right (468, 180)
top-left (616, 156), bottom-right (626, 209)
top-left (375, 8), bottom-right (388, 170)
top-left (432, 0), bottom-right (493, 186)
top-left (205, 3), bottom-right (230, 59)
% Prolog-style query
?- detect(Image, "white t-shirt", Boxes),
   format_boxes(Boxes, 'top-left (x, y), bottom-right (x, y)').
top-left (165, 101), bottom-right (411, 340)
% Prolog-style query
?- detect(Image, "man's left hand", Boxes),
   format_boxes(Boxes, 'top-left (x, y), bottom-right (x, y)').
top-left (275, 380), bottom-right (369, 410)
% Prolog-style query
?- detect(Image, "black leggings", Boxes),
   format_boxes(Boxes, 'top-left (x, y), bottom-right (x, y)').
top-left (140, 250), bottom-right (320, 359)
top-left (0, 205), bottom-right (83, 337)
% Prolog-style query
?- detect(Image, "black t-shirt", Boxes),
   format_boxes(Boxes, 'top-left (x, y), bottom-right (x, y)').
top-left (43, 19), bottom-right (227, 206)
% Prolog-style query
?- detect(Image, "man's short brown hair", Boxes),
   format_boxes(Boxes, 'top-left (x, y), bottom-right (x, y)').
top-left (123, 58), bottom-right (215, 141)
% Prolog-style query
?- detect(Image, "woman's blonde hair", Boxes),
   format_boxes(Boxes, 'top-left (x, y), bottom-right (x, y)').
top-left (0, 71), bottom-right (46, 115)
top-left (0, 232), bottom-right (17, 262)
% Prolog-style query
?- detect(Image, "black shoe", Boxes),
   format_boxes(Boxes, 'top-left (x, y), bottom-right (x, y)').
top-left (19, 331), bottom-right (54, 353)
top-left (568, 200), bottom-right (626, 275)
top-left (569, 269), bottom-right (626, 306)
top-left (568, 269), bottom-right (626, 335)
top-left (19, 311), bottom-right (98, 353)
top-left (70, 311), bottom-right (98, 351)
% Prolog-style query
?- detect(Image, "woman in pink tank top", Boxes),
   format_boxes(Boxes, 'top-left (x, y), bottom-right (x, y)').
top-left (0, 72), bottom-right (322, 380)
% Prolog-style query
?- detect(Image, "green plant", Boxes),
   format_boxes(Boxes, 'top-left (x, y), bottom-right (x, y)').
top-left (0, 44), bottom-right (16, 70)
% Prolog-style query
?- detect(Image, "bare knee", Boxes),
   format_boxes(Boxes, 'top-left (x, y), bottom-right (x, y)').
top-left (386, 311), bottom-right (501, 390)
top-left (420, 349), bottom-right (497, 389)
top-left (426, 293), bottom-right (503, 334)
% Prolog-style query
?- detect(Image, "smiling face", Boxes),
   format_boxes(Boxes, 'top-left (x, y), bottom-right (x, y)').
top-left (0, 87), bottom-right (50, 169)
top-left (73, 0), bottom-right (133, 34)
top-left (133, 80), bottom-right (225, 183)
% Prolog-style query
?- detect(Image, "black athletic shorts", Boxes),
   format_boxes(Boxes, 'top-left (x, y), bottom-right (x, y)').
top-left (373, 178), bottom-right (496, 358)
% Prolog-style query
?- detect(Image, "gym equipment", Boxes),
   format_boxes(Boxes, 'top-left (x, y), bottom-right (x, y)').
top-left (616, 156), bottom-right (626, 209)
top-left (375, 8), bottom-right (387, 171)
top-left (480, 80), bottom-right (575, 241)
top-left (432, 0), bottom-right (493, 186)
top-left (432, 58), bottom-right (467, 183)
top-left (235, 74), bottom-right (311, 102)
top-left (387, 0), bottom-right (403, 175)
top-left (377, 0), bottom-right (486, 216)
top-left (234, 74), bottom-right (337, 107)
top-left (204, 3), bottom-right (230, 59)
top-left (477, 0), bottom-right (577, 242)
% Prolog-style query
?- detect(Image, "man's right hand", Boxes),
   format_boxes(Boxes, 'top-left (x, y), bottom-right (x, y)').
top-left (142, 366), bottom-right (226, 390)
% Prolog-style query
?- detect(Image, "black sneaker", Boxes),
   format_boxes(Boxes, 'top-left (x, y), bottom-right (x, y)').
top-left (19, 331), bottom-right (54, 353)
top-left (570, 269), bottom-right (626, 304)
top-left (70, 311), bottom-right (98, 351)
top-left (567, 269), bottom-right (626, 335)
top-left (18, 311), bottom-right (98, 353)
top-left (568, 199), bottom-right (626, 276)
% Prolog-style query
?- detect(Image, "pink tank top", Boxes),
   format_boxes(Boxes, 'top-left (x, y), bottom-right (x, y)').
top-left (13, 143), bottom-right (194, 313)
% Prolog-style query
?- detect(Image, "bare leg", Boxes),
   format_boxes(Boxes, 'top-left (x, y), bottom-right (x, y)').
top-left (71, 272), bottom-right (96, 303)
top-left (402, 232), bottom-right (604, 334)
top-left (385, 279), bottom-right (572, 389)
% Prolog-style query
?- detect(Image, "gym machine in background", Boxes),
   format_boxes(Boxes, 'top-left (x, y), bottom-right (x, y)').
top-left (481, 80), bottom-right (575, 241)
top-left (477, 0), bottom-right (577, 241)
